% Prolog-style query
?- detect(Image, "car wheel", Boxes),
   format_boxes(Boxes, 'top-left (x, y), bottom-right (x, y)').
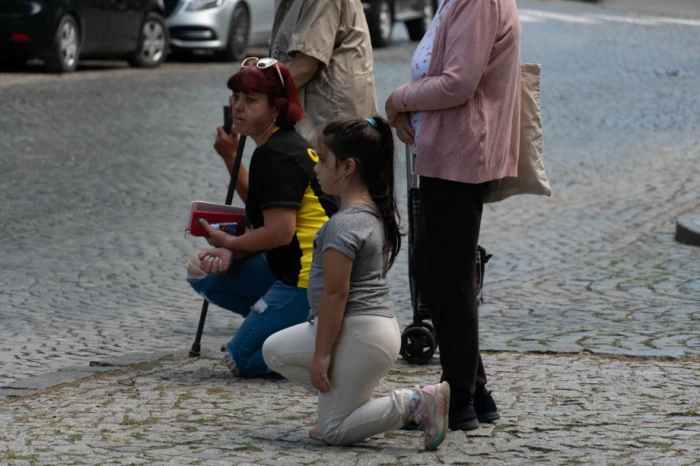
top-left (127, 12), bottom-right (169, 68)
top-left (45, 15), bottom-right (80, 73)
top-left (405, 0), bottom-right (434, 42)
top-left (367, 0), bottom-right (393, 48)
top-left (218, 3), bottom-right (249, 62)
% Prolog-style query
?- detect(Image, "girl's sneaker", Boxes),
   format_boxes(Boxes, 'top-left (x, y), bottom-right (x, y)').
top-left (414, 382), bottom-right (450, 450)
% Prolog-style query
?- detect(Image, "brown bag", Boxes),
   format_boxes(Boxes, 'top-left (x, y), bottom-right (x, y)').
top-left (486, 63), bottom-right (551, 203)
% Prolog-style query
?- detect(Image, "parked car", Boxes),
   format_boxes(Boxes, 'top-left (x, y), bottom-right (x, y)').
top-left (0, 0), bottom-right (169, 73)
top-left (165, 0), bottom-right (274, 61)
top-left (363, 0), bottom-right (438, 48)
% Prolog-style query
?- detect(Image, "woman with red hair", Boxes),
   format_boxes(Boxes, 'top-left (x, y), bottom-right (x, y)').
top-left (186, 59), bottom-right (338, 378)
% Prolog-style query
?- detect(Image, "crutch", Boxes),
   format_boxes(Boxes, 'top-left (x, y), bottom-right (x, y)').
top-left (189, 110), bottom-right (247, 357)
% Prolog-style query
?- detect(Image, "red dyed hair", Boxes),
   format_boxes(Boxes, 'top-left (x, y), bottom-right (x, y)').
top-left (227, 61), bottom-right (305, 127)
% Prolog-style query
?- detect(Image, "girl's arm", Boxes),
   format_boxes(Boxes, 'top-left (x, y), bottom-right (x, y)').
top-left (310, 248), bottom-right (353, 393)
top-left (199, 208), bottom-right (296, 252)
top-left (391, 0), bottom-right (499, 113)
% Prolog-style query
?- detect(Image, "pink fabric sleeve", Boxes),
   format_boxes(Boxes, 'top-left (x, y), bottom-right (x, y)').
top-left (392, 0), bottom-right (499, 112)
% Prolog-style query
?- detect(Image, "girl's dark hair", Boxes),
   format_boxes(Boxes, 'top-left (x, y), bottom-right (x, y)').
top-left (320, 116), bottom-right (402, 273)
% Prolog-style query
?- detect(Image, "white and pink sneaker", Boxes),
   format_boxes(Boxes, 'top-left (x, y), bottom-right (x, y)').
top-left (413, 382), bottom-right (450, 449)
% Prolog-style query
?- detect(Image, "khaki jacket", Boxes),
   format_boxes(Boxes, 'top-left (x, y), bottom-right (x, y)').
top-left (271, 0), bottom-right (379, 143)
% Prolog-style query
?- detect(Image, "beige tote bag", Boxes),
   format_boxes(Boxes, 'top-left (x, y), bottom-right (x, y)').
top-left (486, 63), bottom-right (551, 203)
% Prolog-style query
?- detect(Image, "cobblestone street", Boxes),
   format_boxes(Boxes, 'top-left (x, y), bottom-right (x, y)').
top-left (1, 0), bottom-right (700, 455)
top-left (1, 0), bottom-right (699, 387)
top-left (1, 352), bottom-right (698, 464)
top-left (1, 0), bottom-right (700, 463)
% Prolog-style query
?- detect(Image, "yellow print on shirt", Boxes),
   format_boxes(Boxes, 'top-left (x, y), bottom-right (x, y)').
top-left (307, 148), bottom-right (319, 163)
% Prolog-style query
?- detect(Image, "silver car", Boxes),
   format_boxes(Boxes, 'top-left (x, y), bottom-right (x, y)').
top-left (166, 0), bottom-right (275, 61)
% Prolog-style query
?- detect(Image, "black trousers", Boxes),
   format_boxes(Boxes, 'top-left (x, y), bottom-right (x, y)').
top-left (410, 176), bottom-right (490, 410)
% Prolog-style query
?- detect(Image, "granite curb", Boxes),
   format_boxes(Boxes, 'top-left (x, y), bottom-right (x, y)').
top-left (0, 350), bottom-right (215, 402)
top-left (675, 215), bottom-right (700, 247)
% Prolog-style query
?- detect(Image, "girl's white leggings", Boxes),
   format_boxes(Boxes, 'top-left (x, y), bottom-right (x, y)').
top-left (262, 315), bottom-right (412, 445)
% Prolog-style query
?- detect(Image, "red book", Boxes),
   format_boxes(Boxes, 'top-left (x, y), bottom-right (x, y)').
top-left (186, 201), bottom-right (245, 237)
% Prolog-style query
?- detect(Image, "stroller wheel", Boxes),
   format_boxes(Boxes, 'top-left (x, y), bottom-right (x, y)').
top-left (419, 321), bottom-right (436, 340)
top-left (400, 326), bottom-right (437, 364)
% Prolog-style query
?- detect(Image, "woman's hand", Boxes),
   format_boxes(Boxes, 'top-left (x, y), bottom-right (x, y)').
top-left (394, 112), bottom-right (415, 145)
top-left (384, 93), bottom-right (399, 126)
top-left (199, 219), bottom-right (233, 248)
top-left (310, 352), bottom-right (332, 393)
top-left (214, 125), bottom-right (239, 165)
top-left (197, 248), bottom-right (233, 274)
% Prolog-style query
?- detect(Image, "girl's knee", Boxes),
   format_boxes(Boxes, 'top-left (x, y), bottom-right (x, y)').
top-left (261, 339), bottom-right (272, 367)
top-left (318, 423), bottom-right (348, 446)
top-left (261, 335), bottom-right (281, 371)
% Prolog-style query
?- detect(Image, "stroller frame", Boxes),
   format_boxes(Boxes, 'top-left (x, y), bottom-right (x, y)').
top-left (399, 145), bottom-right (491, 364)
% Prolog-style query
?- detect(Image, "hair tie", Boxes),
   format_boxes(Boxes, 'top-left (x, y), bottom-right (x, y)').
top-left (366, 118), bottom-right (377, 128)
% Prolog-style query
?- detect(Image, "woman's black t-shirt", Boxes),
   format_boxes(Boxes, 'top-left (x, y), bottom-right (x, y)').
top-left (246, 127), bottom-right (338, 288)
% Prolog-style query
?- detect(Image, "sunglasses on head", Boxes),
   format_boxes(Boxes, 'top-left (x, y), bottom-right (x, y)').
top-left (241, 57), bottom-right (285, 89)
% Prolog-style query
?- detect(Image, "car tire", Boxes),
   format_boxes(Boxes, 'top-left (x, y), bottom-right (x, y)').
top-left (367, 0), bottom-right (393, 48)
top-left (127, 12), bottom-right (169, 68)
top-left (45, 15), bottom-right (80, 73)
top-left (218, 3), bottom-right (250, 62)
top-left (405, 0), bottom-right (434, 42)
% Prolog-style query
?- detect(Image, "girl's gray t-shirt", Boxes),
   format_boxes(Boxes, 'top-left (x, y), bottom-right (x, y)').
top-left (307, 204), bottom-right (395, 321)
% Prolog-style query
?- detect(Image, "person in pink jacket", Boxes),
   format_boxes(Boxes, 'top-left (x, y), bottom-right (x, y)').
top-left (385, 0), bottom-right (521, 431)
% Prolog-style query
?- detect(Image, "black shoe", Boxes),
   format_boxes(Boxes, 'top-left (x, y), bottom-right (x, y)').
top-left (399, 420), bottom-right (421, 431)
top-left (474, 392), bottom-right (500, 423)
top-left (448, 403), bottom-right (480, 431)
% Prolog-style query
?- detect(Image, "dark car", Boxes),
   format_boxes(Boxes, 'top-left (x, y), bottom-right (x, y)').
top-left (0, 0), bottom-right (169, 73)
top-left (363, 0), bottom-right (438, 48)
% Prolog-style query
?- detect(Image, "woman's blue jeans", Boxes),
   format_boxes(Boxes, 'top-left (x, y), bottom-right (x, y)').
top-left (187, 253), bottom-right (310, 377)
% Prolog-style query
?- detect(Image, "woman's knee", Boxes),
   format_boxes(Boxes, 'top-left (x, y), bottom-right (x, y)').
top-left (186, 254), bottom-right (207, 281)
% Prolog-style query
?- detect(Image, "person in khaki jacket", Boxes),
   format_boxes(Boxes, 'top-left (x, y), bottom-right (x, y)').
top-left (268, 0), bottom-right (379, 143)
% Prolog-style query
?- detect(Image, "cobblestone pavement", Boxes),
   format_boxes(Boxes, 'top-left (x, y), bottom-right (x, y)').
top-left (1, 0), bottom-right (700, 386)
top-left (1, 352), bottom-right (699, 465)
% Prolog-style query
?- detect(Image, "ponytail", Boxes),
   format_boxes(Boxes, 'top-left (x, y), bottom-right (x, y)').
top-left (320, 116), bottom-right (403, 273)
